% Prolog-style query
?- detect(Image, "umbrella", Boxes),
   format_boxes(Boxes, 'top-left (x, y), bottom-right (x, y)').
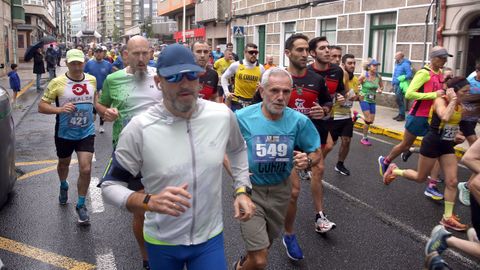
top-left (23, 40), bottom-right (43, 62)
top-left (41, 35), bottom-right (56, 44)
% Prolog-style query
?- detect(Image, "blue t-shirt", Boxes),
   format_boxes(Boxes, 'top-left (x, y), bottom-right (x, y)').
top-left (112, 56), bottom-right (124, 70)
top-left (84, 59), bottom-right (112, 90)
top-left (235, 103), bottom-right (320, 186)
top-left (212, 51), bottom-right (224, 62)
top-left (148, 60), bottom-right (156, 68)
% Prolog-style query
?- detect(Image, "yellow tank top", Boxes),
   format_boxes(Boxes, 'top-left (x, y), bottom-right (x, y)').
top-left (333, 76), bottom-right (359, 119)
top-left (233, 61), bottom-right (261, 99)
top-left (428, 98), bottom-right (462, 141)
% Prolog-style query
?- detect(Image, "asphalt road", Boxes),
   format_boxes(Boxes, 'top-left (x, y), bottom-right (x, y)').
top-left (0, 92), bottom-right (478, 270)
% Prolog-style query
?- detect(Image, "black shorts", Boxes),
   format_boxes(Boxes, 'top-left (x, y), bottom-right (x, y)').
top-left (460, 120), bottom-right (477, 137)
top-left (55, 135), bottom-right (95, 159)
top-left (328, 118), bottom-right (354, 142)
top-left (420, 132), bottom-right (455, 158)
top-left (313, 120), bottom-right (330, 146)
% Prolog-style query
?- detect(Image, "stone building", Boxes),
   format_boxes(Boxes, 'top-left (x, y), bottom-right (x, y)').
top-left (229, 0), bottom-right (480, 105)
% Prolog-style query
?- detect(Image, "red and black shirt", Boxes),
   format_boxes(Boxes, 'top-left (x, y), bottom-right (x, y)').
top-left (308, 63), bottom-right (345, 96)
top-left (199, 68), bottom-right (219, 101)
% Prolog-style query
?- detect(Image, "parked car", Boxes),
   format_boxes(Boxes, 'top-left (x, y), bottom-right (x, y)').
top-left (0, 85), bottom-right (16, 208)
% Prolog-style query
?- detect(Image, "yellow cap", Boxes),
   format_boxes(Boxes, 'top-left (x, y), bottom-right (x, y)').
top-left (66, 49), bottom-right (85, 63)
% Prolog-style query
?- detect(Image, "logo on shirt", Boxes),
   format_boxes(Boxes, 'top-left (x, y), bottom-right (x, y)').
top-left (72, 84), bottom-right (89, 96)
top-left (295, 85), bottom-right (303, 95)
top-left (295, 98), bottom-right (305, 108)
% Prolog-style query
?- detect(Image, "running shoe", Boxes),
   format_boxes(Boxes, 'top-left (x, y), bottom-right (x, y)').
top-left (383, 163), bottom-right (398, 185)
top-left (335, 163), bottom-right (350, 176)
top-left (352, 110), bottom-right (359, 122)
top-left (428, 176), bottom-right (443, 184)
top-left (99, 127), bottom-right (105, 134)
top-left (76, 205), bottom-right (90, 225)
top-left (315, 213), bottom-right (336, 234)
top-left (467, 228), bottom-right (479, 243)
top-left (401, 150), bottom-right (412, 162)
top-left (424, 185), bottom-right (444, 201)
top-left (282, 234), bottom-right (304, 260)
top-left (425, 225), bottom-right (451, 255)
top-left (424, 251), bottom-right (452, 270)
top-left (59, 184), bottom-right (68, 205)
top-left (378, 156), bottom-right (389, 177)
top-left (360, 138), bottom-right (372, 146)
top-left (457, 182), bottom-right (471, 206)
top-left (297, 169), bottom-right (312, 181)
top-left (440, 215), bottom-right (468, 232)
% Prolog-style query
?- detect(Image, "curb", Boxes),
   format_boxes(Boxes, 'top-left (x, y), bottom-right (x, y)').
top-left (16, 80), bottom-right (34, 99)
top-left (353, 122), bottom-right (466, 158)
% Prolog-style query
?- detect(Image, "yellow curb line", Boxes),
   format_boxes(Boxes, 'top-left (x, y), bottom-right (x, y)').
top-left (0, 236), bottom-right (95, 270)
top-left (16, 159), bottom-right (60, 166)
top-left (17, 160), bottom-right (78, 181)
top-left (16, 79), bottom-right (34, 99)
top-left (353, 122), bottom-right (466, 158)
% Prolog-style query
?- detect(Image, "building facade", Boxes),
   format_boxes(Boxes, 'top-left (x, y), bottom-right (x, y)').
top-left (196, 0), bottom-right (230, 48)
top-left (86, 0), bottom-right (97, 31)
top-left (228, 0), bottom-right (480, 106)
top-left (158, 0), bottom-right (206, 43)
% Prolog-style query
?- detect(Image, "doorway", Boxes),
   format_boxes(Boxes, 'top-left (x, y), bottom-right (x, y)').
top-left (466, 16), bottom-right (480, 75)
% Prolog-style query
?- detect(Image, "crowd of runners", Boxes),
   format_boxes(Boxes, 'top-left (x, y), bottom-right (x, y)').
top-left (36, 32), bottom-right (480, 269)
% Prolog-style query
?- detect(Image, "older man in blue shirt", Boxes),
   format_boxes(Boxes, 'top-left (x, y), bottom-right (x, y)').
top-left (392, 51), bottom-right (412, 121)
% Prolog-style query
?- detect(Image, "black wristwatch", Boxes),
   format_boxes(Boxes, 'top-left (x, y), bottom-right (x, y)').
top-left (233, 186), bottom-right (252, 198)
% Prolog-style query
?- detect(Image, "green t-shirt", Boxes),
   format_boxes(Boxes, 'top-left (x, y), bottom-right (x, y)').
top-left (99, 67), bottom-right (163, 146)
top-left (360, 75), bottom-right (380, 103)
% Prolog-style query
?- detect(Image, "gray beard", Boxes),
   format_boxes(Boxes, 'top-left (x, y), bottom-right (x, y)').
top-left (133, 70), bottom-right (146, 81)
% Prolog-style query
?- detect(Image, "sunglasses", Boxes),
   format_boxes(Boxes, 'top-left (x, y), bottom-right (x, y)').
top-left (165, 72), bottom-right (198, 83)
top-left (248, 50), bottom-right (259, 55)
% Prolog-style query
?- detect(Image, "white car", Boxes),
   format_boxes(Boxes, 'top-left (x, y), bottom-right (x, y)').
top-left (0, 86), bottom-right (16, 208)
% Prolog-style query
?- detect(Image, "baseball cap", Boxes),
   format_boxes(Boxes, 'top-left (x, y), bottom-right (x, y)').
top-left (368, 59), bottom-right (381, 66)
top-left (429, 47), bottom-right (453, 58)
top-left (156, 43), bottom-right (204, 77)
top-left (94, 46), bottom-right (103, 52)
top-left (66, 49), bottom-right (85, 63)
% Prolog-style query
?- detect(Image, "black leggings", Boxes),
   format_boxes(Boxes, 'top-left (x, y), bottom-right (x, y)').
top-left (471, 192), bottom-right (480, 237)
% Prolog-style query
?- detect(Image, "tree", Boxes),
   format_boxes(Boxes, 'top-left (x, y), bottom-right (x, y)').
top-left (112, 25), bottom-right (120, 42)
top-left (142, 16), bottom-right (154, 38)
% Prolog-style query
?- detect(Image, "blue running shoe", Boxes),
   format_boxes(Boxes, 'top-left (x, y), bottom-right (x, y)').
top-left (76, 205), bottom-right (90, 225)
top-left (425, 225), bottom-right (451, 255)
top-left (59, 184), bottom-right (68, 205)
top-left (424, 185), bottom-right (444, 201)
top-left (282, 234), bottom-right (304, 261)
top-left (424, 251), bottom-right (452, 270)
top-left (378, 156), bottom-right (389, 177)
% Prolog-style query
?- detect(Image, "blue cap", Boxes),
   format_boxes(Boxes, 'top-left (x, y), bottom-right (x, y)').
top-left (156, 44), bottom-right (204, 77)
top-left (368, 59), bottom-right (381, 66)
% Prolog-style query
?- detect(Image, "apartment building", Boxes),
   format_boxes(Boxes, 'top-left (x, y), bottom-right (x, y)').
top-left (157, 0), bottom-right (206, 43)
top-left (228, 0), bottom-right (480, 106)
top-left (196, 0), bottom-right (231, 47)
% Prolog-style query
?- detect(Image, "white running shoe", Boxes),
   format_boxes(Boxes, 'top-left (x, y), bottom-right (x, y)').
top-left (99, 127), bottom-right (105, 134)
top-left (315, 213), bottom-right (336, 234)
top-left (457, 182), bottom-right (471, 206)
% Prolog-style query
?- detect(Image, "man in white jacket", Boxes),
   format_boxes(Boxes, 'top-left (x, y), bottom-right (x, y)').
top-left (101, 44), bottom-right (255, 270)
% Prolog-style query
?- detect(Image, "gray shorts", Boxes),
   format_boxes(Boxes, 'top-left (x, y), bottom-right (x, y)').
top-left (240, 179), bottom-right (291, 251)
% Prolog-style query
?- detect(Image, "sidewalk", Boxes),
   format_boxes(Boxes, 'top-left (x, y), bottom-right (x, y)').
top-left (0, 60), bottom-right (67, 127)
top-left (352, 102), bottom-right (477, 157)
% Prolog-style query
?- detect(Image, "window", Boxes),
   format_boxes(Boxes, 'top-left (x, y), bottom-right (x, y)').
top-left (319, 18), bottom-right (336, 43)
top-left (283, 22), bottom-right (296, 66)
top-left (369, 12), bottom-right (397, 76)
top-left (18, 34), bottom-right (25, 49)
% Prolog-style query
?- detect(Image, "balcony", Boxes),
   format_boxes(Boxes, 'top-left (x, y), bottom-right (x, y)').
top-left (11, 0), bottom-right (26, 25)
top-left (23, 2), bottom-right (56, 27)
top-left (195, 0), bottom-right (221, 23)
top-left (157, 0), bottom-right (196, 17)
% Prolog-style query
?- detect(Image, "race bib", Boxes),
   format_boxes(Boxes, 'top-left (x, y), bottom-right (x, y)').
top-left (67, 109), bottom-right (91, 129)
top-left (441, 124), bottom-right (459, 141)
top-left (367, 94), bottom-right (375, 100)
top-left (252, 135), bottom-right (291, 163)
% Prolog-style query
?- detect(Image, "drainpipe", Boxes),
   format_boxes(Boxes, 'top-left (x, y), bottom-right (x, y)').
top-left (423, 0), bottom-right (436, 65)
top-left (436, 0), bottom-right (446, 46)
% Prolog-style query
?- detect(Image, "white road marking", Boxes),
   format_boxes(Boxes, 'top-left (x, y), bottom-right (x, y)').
top-left (89, 177), bottom-right (104, 213)
top-left (95, 248), bottom-right (117, 270)
top-left (322, 180), bottom-right (479, 268)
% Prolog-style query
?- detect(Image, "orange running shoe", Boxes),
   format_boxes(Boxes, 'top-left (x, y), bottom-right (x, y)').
top-left (383, 163), bottom-right (398, 185)
top-left (440, 215), bottom-right (468, 232)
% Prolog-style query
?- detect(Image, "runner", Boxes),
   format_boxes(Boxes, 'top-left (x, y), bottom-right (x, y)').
top-left (307, 36), bottom-right (345, 155)
top-left (280, 33), bottom-right (334, 261)
top-left (457, 63), bottom-right (480, 206)
top-left (378, 46), bottom-right (450, 200)
top-left (382, 77), bottom-right (470, 231)
top-left (357, 58), bottom-right (384, 146)
top-left (329, 45), bottom-right (342, 65)
top-left (221, 43), bottom-right (265, 111)
top-left (192, 40), bottom-right (219, 101)
top-left (330, 53), bottom-right (360, 175)
top-left (233, 67), bottom-right (322, 269)
top-left (84, 46), bottom-right (112, 133)
top-left (101, 43), bottom-right (255, 270)
top-left (96, 36), bottom-right (162, 270)
top-left (38, 49), bottom-right (96, 225)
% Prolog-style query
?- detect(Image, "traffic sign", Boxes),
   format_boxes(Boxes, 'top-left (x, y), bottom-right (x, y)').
top-left (233, 26), bottom-right (245, 37)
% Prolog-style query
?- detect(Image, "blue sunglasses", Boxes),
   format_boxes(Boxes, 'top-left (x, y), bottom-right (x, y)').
top-left (165, 72), bottom-right (198, 83)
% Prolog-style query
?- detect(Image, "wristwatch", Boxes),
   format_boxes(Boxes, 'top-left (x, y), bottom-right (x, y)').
top-left (233, 186), bottom-right (252, 198)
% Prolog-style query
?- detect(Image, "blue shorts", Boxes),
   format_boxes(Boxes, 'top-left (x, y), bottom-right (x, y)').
top-left (360, 101), bottom-right (376, 114)
top-left (405, 115), bottom-right (429, 137)
top-left (145, 232), bottom-right (227, 270)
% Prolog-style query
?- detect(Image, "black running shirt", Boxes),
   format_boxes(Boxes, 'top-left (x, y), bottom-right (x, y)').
top-left (288, 69), bottom-right (332, 116)
top-left (308, 63), bottom-right (345, 96)
top-left (199, 68), bottom-right (219, 101)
